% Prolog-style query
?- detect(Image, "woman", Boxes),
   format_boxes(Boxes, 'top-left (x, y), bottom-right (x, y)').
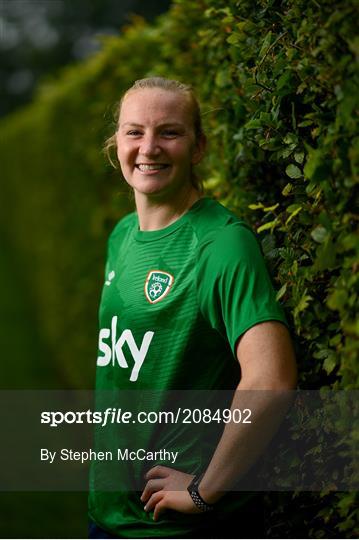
top-left (89, 77), bottom-right (297, 538)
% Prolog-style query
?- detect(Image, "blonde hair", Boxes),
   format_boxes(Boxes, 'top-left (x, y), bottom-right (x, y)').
top-left (103, 76), bottom-right (205, 192)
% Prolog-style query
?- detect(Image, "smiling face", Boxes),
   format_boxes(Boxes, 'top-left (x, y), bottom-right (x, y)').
top-left (116, 88), bottom-right (205, 200)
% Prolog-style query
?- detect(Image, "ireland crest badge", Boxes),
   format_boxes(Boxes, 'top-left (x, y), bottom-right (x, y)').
top-left (144, 270), bottom-right (174, 304)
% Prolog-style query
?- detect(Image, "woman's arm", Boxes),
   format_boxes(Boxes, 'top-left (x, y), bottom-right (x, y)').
top-left (141, 320), bottom-right (297, 519)
top-left (198, 320), bottom-right (297, 503)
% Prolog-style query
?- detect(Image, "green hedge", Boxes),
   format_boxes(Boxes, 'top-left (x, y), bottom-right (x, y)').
top-left (0, 0), bottom-right (357, 536)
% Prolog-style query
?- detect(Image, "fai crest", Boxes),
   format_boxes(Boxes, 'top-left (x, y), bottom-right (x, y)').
top-left (144, 270), bottom-right (174, 304)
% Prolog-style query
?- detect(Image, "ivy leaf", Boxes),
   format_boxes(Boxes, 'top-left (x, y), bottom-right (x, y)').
top-left (303, 145), bottom-right (330, 181)
top-left (282, 183), bottom-right (293, 196)
top-left (314, 238), bottom-right (337, 271)
top-left (277, 71), bottom-right (293, 92)
top-left (277, 146), bottom-right (296, 159)
top-left (258, 30), bottom-right (272, 59)
top-left (263, 203), bottom-right (279, 212)
top-left (286, 164), bottom-right (302, 178)
top-left (226, 33), bottom-right (241, 45)
top-left (294, 290), bottom-right (313, 316)
top-left (283, 133), bottom-right (298, 145)
top-left (286, 204), bottom-right (303, 225)
top-left (257, 219), bottom-right (279, 233)
top-left (329, 334), bottom-right (341, 347)
top-left (323, 354), bottom-right (336, 375)
top-left (248, 202), bottom-right (264, 210)
top-left (311, 225), bottom-right (328, 243)
top-left (327, 289), bottom-right (348, 311)
top-left (261, 234), bottom-right (276, 257)
top-left (244, 118), bottom-right (262, 129)
top-left (276, 283), bottom-right (287, 301)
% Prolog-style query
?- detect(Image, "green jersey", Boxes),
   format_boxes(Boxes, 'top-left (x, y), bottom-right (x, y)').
top-left (89, 197), bottom-right (287, 537)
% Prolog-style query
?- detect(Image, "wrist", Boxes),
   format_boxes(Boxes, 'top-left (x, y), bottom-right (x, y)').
top-left (187, 474), bottom-right (215, 512)
top-left (198, 482), bottom-right (224, 505)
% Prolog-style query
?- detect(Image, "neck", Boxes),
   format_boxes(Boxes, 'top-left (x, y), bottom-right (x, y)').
top-left (135, 187), bottom-right (201, 231)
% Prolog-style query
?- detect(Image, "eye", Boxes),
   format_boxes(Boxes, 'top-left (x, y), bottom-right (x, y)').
top-left (161, 130), bottom-right (179, 138)
top-left (127, 130), bottom-right (142, 136)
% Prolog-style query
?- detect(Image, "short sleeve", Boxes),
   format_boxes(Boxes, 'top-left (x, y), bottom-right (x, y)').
top-left (103, 212), bottom-right (137, 280)
top-left (196, 222), bottom-right (288, 355)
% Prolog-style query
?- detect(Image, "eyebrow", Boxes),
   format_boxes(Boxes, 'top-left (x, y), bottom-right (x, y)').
top-left (121, 122), bottom-right (185, 129)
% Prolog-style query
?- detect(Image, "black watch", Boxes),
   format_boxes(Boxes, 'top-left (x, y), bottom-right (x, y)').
top-left (187, 473), bottom-right (214, 512)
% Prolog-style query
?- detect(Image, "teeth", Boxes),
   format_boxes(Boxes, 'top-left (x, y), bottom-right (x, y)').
top-left (137, 164), bottom-right (168, 171)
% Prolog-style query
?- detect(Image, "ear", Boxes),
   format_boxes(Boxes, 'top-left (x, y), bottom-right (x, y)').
top-left (191, 133), bottom-right (207, 165)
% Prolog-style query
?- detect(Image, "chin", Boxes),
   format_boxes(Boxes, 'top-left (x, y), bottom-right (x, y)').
top-left (137, 187), bottom-right (170, 198)
top-left (133, 178), bottom-right (172, 195)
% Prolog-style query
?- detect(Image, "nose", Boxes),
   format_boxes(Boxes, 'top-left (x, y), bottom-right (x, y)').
top-left (139, 133), bottom-right (161, 157)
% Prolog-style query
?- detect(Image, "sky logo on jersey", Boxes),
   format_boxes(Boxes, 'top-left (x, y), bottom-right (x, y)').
top-left (97, 316), bottom-right (154, 382)
top-left (144, 270), bottom-right (174, 304)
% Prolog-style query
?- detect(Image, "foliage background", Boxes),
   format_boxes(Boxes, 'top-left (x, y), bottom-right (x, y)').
top-left (0, 0), bottom-right (171, 117)
top-left (0, 0), bottom-right (358, 537)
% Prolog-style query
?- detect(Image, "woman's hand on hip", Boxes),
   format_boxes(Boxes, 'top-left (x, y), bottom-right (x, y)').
top-left (140, 465), bottom-right (202, 521)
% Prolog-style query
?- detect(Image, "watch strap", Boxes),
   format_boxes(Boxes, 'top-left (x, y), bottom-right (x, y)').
top-left (187, 473), bottom-right (214, 512)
